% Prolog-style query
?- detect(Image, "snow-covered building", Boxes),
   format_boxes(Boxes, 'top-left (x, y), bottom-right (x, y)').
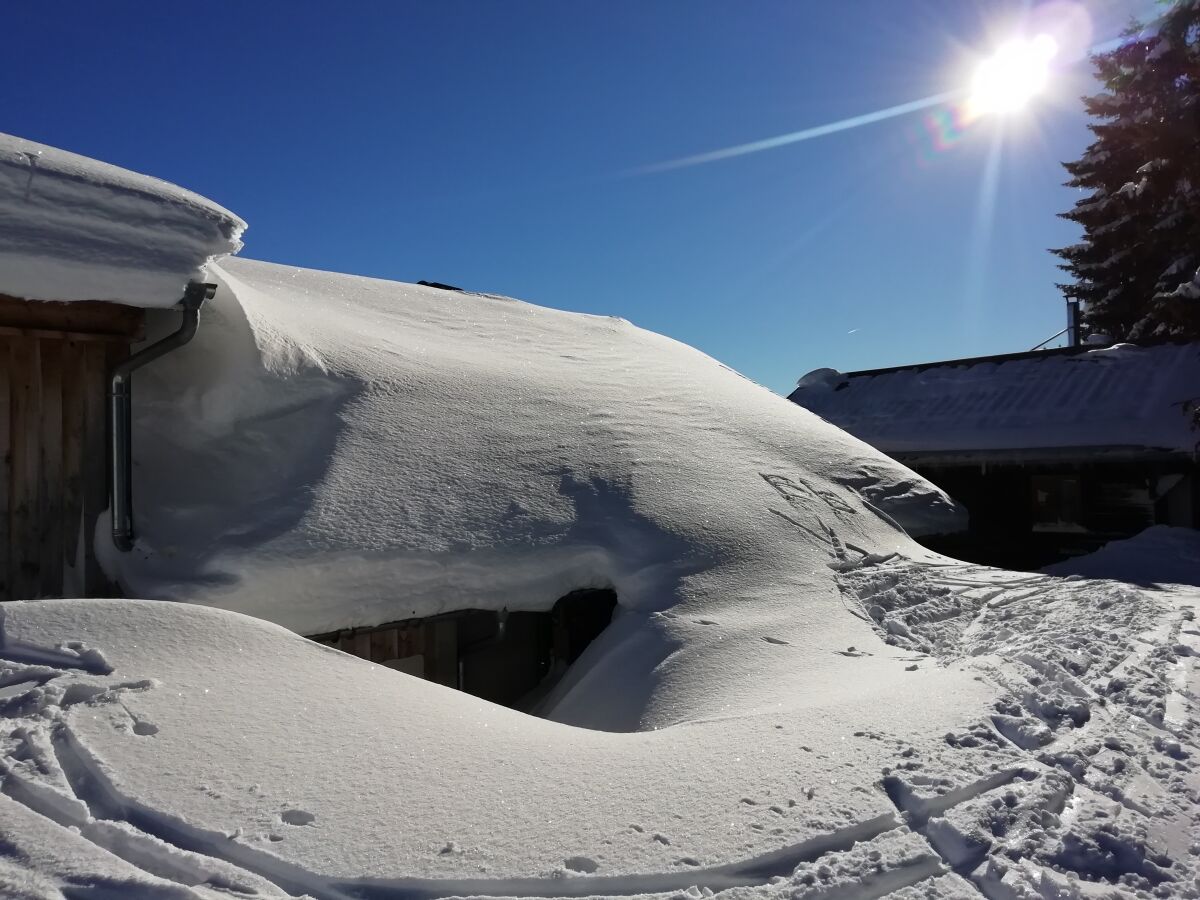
top-left (789, 341), bottom-right (1200, 568)
top-left (0, 133), bottom-right (244, 600)
top-left (2, 136), bottom-right (1199, 900)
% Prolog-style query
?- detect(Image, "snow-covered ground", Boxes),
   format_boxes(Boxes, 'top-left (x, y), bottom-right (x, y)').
top-left (1, 140), bottom-right (1197, 899)
top-left (3, 561), bottom-right (1197, 899)
top-left (1043, 526), bottom-right (1200, 589)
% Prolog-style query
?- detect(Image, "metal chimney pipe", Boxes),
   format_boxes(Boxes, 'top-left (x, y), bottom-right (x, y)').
top-left (1066, 299), bottom-right (1082, 347)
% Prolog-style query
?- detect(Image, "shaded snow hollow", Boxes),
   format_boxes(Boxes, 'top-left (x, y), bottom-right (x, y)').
top-left (0, 132), bottom-right (244, 306)
top-left (1044, 525), bottom-right (1200, 589)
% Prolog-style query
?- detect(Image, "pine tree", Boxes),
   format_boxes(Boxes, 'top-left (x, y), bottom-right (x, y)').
top-left (1054, 0), bottom-right (1200, 340)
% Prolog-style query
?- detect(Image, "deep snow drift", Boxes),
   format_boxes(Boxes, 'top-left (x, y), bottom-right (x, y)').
top-left (103, 256), bottom-right (963, 644)
top-left (0, 253), bottom-right (1194, 899)
top-left (1043, 525), bottom-right (1200, 588)
top-left (0, 132), bottom-right (244, 306)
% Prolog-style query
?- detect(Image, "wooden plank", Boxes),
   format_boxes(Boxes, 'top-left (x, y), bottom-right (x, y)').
top-left (397, 625), bottom-right (421, 660)
top-left (370, 627), bottom-right (399, 663)
top-left (0, 338), bottom-right (10, 601)
top-left (352, 631), bottom-right (372, 660)
top-left (425, 619), bottom-right (459, 687)
top-left (0, 295), bottom-right (145, 339)
top-left (9, 338), bottom-right (41, 600)
top-left (0, 325), bottom-right (139, 344)
top-left (80, 343), bottom-right (109, 596)
top-left (60, 340), bottom-right (86, 592)
top-left (38, 340), bottom-right (64, 597)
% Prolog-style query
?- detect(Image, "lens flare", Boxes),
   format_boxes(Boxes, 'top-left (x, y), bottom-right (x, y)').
top-left (968, 34), bottom-right (1059, 117)
top-left (913, 104), bottom-right (972, 163)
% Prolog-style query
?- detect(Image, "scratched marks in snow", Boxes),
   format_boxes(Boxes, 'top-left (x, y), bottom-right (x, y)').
top-left (761, 474), bottom-right (883, 572)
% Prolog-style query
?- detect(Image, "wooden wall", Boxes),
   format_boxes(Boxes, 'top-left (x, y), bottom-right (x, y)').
top-left (312, 617), bottom-right (461, 687)
top-left (309, 591), bottom-right (618, 708)
top-left (0, 294), bottom-right (144, 600)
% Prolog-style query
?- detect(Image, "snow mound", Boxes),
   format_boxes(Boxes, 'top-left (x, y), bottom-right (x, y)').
top-left (0, 132), bottom-right (244, 306)
top-left (2, 568), bottom-right (1197, 898)
top-left (104, 256), bottom-right (963, 655)
top-left (1043, 525), bottom-right (1200, 588)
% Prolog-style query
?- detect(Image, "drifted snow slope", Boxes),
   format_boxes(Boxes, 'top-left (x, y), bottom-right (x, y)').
top-left (0, 133), bottom-right (244, 306)
top-left (1043, 525), bottom-right (1200, 589)
top-left (103, 256), bottom-right (965, 730)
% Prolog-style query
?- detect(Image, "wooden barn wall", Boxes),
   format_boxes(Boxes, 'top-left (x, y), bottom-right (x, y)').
top-left (0, 295), bottom-right (144, 601)
top-left (312, 618), bottom-right (460, 687)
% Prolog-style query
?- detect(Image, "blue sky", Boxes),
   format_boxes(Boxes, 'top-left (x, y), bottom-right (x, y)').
top-left (4, 1), bottom-right (1150, 393)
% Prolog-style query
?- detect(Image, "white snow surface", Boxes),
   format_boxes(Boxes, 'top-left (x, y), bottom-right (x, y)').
top-left (1043, 525), bottom-right (1200, 588)
top-left (2, 566), bottom-right (1197, 898)
top-left (0, 133), bottom-right (244, 306)
top-left (0, 257), bottom-right (1198, 897)
top-left (790, 343), bottom-right (1200, 457)
top-left (102, 256), bottom-right (965, 645)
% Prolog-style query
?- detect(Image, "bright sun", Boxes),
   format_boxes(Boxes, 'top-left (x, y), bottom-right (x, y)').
top-left (969, 33), bottom-right (1059, 117)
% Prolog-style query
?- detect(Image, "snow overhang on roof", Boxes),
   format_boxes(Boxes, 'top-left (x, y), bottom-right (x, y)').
top-left (0, 132), bottom-right (246, 308)
top-left (789, 342), bottom-right (1200, 460)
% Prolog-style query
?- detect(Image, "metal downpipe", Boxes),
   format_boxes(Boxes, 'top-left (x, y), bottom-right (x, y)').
top-left (109, 282), bottom-right (214, 552)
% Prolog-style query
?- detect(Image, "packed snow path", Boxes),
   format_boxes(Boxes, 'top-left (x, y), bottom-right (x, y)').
top-left (2, 559), bottom-right (1197, 898)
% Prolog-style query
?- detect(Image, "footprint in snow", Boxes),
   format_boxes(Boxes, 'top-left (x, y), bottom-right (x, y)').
top-left (280, 808), bottom-right (316, 826)
top-left (563, 856), bottom-right (599, 874)
top-left (761, 636), bottom-right (789, 646)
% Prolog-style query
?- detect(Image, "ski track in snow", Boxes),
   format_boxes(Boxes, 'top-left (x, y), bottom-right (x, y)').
top-left (837, 558), bottom-right (1200, 898)
top-left (0, 652), bottom-right (926, 900)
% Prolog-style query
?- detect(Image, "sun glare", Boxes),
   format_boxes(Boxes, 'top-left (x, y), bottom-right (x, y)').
top-left (968, 34), bottom-right (1059, 117)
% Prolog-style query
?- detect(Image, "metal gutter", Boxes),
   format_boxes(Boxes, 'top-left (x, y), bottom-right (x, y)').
top-left (109, 282), bottom-right (214, 552)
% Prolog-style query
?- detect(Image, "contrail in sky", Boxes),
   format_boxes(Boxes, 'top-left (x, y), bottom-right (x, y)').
top-left (629, 89), bottom-right (963, 176)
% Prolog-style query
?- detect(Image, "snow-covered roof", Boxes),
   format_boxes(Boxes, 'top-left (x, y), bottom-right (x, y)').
top-left (0, 132), bottom-right (245, 307)
top-left (789, 342), bottom-right (1200, 460)
top-left (97, 255), bottom-right (966, 640)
